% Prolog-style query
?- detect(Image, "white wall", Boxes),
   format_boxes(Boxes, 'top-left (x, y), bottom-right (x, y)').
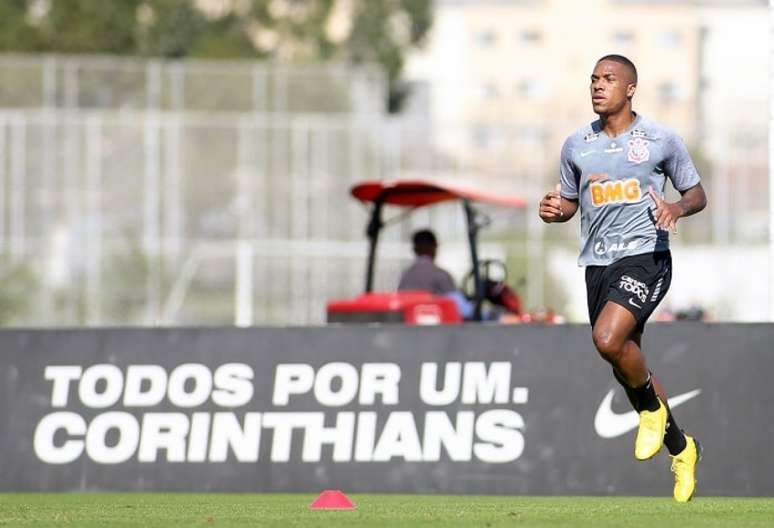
top-left (548, 244), bottom-right (769, 323)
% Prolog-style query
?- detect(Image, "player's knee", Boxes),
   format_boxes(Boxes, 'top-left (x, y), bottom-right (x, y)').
top-left (592, 327), bottom-right (623, 363)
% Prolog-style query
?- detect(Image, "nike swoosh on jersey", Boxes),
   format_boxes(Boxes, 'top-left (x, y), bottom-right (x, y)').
top-left (594, 388), bottom-right (702, 439)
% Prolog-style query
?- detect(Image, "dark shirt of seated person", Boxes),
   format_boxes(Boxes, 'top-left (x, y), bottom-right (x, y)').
top-left (398, 229), bottom-right (474, 319)
top-left (398, 229), bottom-right (456, 294)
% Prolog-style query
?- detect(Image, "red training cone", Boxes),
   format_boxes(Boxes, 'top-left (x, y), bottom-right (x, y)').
top-left (309, 490), bottom-right (356, 510)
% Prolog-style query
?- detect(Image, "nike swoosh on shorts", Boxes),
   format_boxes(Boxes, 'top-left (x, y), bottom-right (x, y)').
top-left (594, 389), bottom-right (702, 438)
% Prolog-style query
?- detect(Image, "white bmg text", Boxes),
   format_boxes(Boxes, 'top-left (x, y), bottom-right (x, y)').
top-left (34, 361), bottom-right (529, 465)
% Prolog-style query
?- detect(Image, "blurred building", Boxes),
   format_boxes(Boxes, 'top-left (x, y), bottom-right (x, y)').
top-left (404, 0), bottom-right (770, 321)
top-left (406, 0), bottom-right (766, 160)
top-left (696, 1), bottom-right (770, 242)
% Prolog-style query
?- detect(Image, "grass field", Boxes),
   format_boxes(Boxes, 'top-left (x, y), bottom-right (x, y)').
top-left (1, 494), bottom-right (773, 527)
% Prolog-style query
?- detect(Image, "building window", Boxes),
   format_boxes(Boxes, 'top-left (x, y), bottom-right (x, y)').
top-left (476, 30), bottom-right (497, 47)
top-left (517, 80), bottom-right (548, 100)
top-left (658, 82), bottom-right (682, 104)
top-left (473, 125), bottom-right (491, 149)
top-left (472, 126), bottom-right (504, 151)
top-left (612, 31), bottom-right (635, 46)
top-left (483, 82), bottom-right (500, 100)
top-left (656, 31), bottom-right (682, 48)
top-left (519, 30), bottom-right (542, 45)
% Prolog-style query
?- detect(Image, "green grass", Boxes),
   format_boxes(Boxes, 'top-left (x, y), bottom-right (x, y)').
top-left (1, 494), bottom-right (773, 527)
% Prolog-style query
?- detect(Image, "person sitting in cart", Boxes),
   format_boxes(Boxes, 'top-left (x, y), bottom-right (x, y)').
top-left (398, 229), bottom-right (475, 319)
top-left (398, 229), bottom-right (525, 320)
top-left (398, 230), bottom-right (456, 293)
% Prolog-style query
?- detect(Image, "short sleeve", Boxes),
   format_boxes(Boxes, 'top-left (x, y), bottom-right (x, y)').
top-left (559, 138), bottom-right (580, 199)
top-left (664, 133), bottom-right (700, 192)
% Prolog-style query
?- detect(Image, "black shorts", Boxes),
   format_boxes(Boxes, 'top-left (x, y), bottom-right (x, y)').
top-left (585, 251), bottom-right (672, 333)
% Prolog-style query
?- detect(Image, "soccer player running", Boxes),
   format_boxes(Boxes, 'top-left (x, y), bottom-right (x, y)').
top-left (538, 55), bottom-right (707, 502)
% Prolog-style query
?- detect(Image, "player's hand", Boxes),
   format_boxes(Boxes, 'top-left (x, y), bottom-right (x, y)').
top-left (648, 186), bottom-right (683, 233)
top-left (539, 184), bottom-right (563, 223)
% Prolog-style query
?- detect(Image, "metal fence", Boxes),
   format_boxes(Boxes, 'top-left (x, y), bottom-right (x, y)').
top-left (0, 54), bottom-right (386, 114)
top-left (0, 108), bottom-right (547, 326)
top-left (0, 55), bottom-right (768, 326)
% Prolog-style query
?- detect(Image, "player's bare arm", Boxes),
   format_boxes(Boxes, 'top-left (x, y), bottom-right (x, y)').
top-left (539, 184), bottom-right (578, 223)
top-left (648, 183), bottom-right (707, 233)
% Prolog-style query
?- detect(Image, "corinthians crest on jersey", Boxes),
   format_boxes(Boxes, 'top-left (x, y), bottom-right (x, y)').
top-left (627, 136), bottom-right (650, 164)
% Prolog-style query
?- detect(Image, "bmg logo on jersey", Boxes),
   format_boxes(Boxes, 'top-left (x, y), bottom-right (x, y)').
top-left (589, 178), bottom-right (642, 207)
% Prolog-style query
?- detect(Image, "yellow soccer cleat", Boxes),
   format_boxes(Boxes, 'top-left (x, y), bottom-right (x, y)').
top-left (671, 435), bottom-right (702, 502)
top-left (634, 397), bottom-right (667, 460)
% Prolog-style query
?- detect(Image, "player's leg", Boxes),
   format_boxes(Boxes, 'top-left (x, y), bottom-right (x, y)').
top-left (670, 432), bottom-right (702, 502)
top-left (601, 319), bottom-right (701, 502)
top-left (611, 336), bottom-right (693, 448)
top-left (591, 253), bottom-right (700, 500)
top-left (591, 302), bottom-right (667, 460)
top-left (648, 356), bottom-right (701, 502)
top-left (615, 333), bottom-right (686, 453)
top-left (647, 369), bottom-right (686, 455)
top-left (591, 302), bottom-right (649, 389)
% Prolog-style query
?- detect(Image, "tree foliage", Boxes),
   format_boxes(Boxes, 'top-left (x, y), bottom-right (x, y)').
top-left (0, 0), bottom-right (432, 110)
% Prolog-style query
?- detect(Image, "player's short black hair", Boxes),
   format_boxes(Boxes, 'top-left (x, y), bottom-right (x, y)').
top-left (597, 54), bottom-right (638, 85)
top-left (412, 229), bottom-right (438, 256)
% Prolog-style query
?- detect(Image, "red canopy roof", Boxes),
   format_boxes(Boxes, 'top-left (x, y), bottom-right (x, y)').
top-left (351, 180), bottom-right (527, 209)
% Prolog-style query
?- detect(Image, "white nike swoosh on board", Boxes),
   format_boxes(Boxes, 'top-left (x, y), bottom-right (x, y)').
top-left (580, 151), bottom-right (594, 157)
top-left (628, 298), bottom-right (642, 309)
top-left (594, 388), bottom-right (702, 439)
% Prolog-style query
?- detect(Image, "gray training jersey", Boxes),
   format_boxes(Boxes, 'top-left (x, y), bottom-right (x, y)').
top-left (559, 114), bottom-right (700, 266)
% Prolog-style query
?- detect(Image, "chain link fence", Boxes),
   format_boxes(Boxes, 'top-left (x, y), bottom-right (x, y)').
top-left (0, 54), bottom-right (386, 114)
top-left (0, 54), bottom-right (767, 325)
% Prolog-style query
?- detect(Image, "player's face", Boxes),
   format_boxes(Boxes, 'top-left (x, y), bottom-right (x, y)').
top-left (590, 60), bottom-right (636, 116)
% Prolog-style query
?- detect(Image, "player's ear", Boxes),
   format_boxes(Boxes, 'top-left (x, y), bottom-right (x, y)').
top-left (626, 83), bottom-right (637, 100)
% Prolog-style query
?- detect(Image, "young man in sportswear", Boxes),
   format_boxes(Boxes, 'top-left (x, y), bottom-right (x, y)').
top-left (538, 54), bottom-right (707, 502)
